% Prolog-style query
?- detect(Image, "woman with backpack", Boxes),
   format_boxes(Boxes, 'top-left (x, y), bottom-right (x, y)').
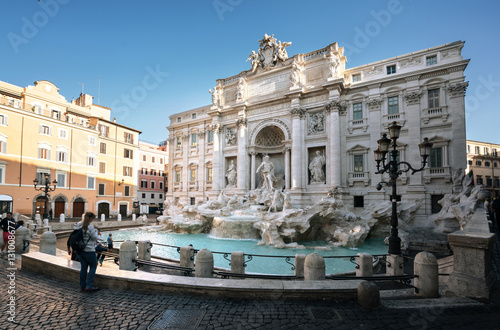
top-left (73, 212), bottom-right (100, 291)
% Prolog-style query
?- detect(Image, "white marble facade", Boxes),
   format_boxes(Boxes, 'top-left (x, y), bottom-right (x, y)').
top-left (166, 36), bottom-right (469, 220)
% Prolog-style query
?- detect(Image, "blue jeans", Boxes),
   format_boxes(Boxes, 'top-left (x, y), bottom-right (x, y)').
top-left (76, 251), bottom-right (98, 289)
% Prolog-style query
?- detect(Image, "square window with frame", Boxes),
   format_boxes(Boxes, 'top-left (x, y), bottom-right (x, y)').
top-left (430, 148), bottom-right (443, 168)
top-left (386, 65), bottom-right (396, 75)
top-left (123, 166), bottom-right (132, 177)
top-left (192, 113), bottom-right (196, 119)
top-left (57, 151), bottom-right (67, 163)
top-left (353, 154), bottom-right (364, 172)
top-left (426, 55), bottom-right (437, 66)
top-left (141, 180), bottom-right (148, 188)
top-left (177, 117), bottom-right (181, 123)
top-left (100, 142), bottom-right (107, 154)
top-left (428, 88), bottom-right (440, 108)
top-left (98, 183), bottom-right (105, 195)
top-left (388, 96), bottom-right (399, 114)
top-left (352, 102), bottom-right (363, 120)
top-left (151, 193), bottom-right (155, 199)
top-left (0, 114), bottom-right (8, 126)
top-left (352, 74), bottom-right (361, 82)
top-left (124, 148), bottom-right (133, 159)
top-left (99, 162), bottom-right (106, 174)
top-left (58, 129), bottom-right (68, 139)
top-left (142, 193), bottom-right (146, 198)
top-left (56, 173), bottom-right (67, 188)
top-left (87, 176), bottom-right (95, 190)
top-left (207, 167), bottom-right (213, 182)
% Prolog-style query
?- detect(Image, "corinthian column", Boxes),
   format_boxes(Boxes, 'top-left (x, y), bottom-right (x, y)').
top-left (236, 118), bottom-right (248, 192)
top-left (212, 123), bottom-right (222, 193)
top-left (326, 101), bottom-right (343, 187)
top-left (250, 151), bottom-right (257, 190)
top-left (290, 107), bottom-right (305, 190)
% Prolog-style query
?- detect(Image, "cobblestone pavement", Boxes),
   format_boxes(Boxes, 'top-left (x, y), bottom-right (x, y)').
top-left (2, 241), bottom-right (500, 329)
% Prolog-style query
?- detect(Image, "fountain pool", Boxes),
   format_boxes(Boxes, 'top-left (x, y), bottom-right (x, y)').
top-left (108, 229), bottom-right (388, 275)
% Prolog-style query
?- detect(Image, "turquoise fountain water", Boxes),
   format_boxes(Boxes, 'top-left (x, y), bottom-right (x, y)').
top-left (108, 229), bottom-right (388, 275)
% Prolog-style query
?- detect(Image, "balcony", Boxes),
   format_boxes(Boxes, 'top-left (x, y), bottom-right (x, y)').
top-left (423, 166), bottom-right (451, 183)
top-left (422, 106), bottom-right (448, 124)
top-left (348, 171), bottom-right (370, 186)
top-left (347, 118), bottom-right (368, 134)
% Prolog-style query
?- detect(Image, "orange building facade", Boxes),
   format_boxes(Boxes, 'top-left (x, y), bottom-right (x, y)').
top-left (0, 80), bottom-right (141, 218)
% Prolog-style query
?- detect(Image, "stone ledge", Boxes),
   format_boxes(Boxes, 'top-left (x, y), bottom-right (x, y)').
top-left (21, 252), bottom-right (360, 299)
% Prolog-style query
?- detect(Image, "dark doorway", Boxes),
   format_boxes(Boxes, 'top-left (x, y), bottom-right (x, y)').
top-left (36, 196), bottom-right (47, 218)
top-left (119, 204), bottom-right (127, 218)
top-left (72, 198), bottom-right (85, 218)
top-left (54, 197), bottom-right (65, 217)
top-left (98, 203), bottom-right (110, 219)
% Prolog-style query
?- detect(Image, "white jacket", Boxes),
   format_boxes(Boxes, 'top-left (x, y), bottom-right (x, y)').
top-left (73, 221), bottom-right (98, 252)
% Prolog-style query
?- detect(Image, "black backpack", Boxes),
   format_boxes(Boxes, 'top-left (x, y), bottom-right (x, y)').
top-left (68, 228), bottom-right (90, 252)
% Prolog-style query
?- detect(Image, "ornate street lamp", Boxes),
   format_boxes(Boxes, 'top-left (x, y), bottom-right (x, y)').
top-left (374, 122), bottom-right (433, 255)
top-left (33, 173), bottom-right (58, 220)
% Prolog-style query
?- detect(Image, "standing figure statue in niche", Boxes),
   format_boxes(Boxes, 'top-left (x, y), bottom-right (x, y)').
top-left (309, 150), bottom-right (326, 183)
top-left (256, 155), bottom-right (276, 193)
top-left (226, 160), bottom-right (237, 187)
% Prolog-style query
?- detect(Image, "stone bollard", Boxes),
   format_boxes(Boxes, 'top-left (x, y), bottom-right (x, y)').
top-left (356, 253), bottom-right (373, 277)
top-left (132, 214), bottom-right (136, 221)
top-left (137, 240), bottom-right (152, 261)
top-left (118, 214), bottom-right (122, 222)
top-left (15, 227), bottom-right (30, 253)
top-left (358, 281), bottom-right (380, 308)
top-left (43, 219), bottom-right (49, 227)
top-left (448, 231), bottom-right (496, 298)
top-left (35, 213), bottom-right (41, 223)
top-left (195, 249), bottom-right (214, 278)
top-left (386, 254), bottom-right (404, 276)
top-left (295, 253), bottom-right (306, 278)
top-left (304, 253), bottom-right (325, 280)
top-left (231, 251), bottom-right (245, 275)
top-left (180, 245), bottom-right (195, 268)
top-left (39, 231), bottom-right (57, 255)
top-left (414, 251), bottom-right (439, 298)
top-left (101, 213), bottom-right (105, 222)
top-left (60, 213), bottom-right (65, 223)
top-left (119, 240), bottom-right (137, 271)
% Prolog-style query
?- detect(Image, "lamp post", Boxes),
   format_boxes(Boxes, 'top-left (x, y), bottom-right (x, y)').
top-left (374, 121), bottom-right (433, 255)
top-left (33, 173), bottom-right (58, 220)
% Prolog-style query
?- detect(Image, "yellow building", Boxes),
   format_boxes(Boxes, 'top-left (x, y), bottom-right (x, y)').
top-left (0, 80), bottom-right (141, 218)
top-left (466, 140), bottom-right (500, 198)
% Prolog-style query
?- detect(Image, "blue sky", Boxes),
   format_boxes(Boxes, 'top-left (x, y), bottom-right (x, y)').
top-left (1, 0), bottom-right (500, 144)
